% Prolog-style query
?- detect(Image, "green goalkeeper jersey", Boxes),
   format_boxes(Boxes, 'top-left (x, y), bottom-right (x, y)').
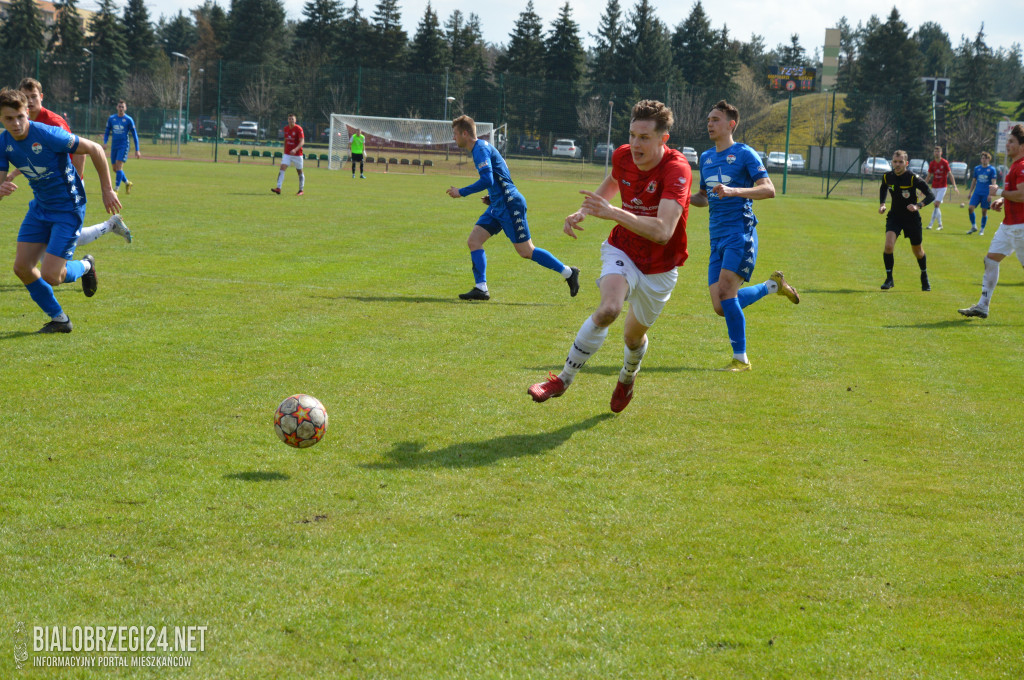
top-left (350, 134), bottom-right (365, 154)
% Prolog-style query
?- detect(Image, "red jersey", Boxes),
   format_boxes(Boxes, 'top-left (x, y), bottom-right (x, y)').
top-left (607, 145), bottom-right (691, 274)
top-left (928, 158), bottom-right (951, 188)
top-left (1004, 156), bottom-right (1024, 225)
top-left (283, 125), bottom-right (304, 156)
top-left (35, 107), bottom-right (71, 133)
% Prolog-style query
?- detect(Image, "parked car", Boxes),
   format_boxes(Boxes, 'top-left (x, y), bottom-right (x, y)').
top-left (861, 156), bottom-right (892, 175)
top-left (593, 143), bottom-right (615, 162)
top-left (766, 151), bottom-right (789, 169)
top-left (518, 139), bottom-right (542, 156)
top-left (551, 138), bottom-right (583, 159)
top-left (908, 158), bottom-right (926, 175)
top-left (949, 161), bottom-right (969, 183)
top-left (788, 153), bottom-right (805, 172)
top-left (159, 117), bottom-right (193, 139)
top-left (237, 121), bottom-right (263, 140)
top-left (198, 119), bottom-right (227, 138)
top-left (681, 146), bottom-right (698, 166)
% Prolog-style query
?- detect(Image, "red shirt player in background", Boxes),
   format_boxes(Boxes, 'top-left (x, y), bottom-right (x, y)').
top-left (925, 144), bottom-right (958, 230)
top-left (272, 114), bottom-right (305, 196)
top-left (959, 123), bottom-right (1024, 319)
top-left (528, 99), bottom-right (691, 413)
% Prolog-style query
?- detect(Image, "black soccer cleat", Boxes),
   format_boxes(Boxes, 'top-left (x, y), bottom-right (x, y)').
top-left (81, 255), bottom-right (97, 297)
top-left (459, 287), bottom-right (490, 301)
top-left (566, 267), bottom-right (580, 297)
top-left (920, 272), bottom-right (931, 291)
top-left (880, 277), bottom-right (894, 290)
top-left (37, 318), bottom-right (73, 334)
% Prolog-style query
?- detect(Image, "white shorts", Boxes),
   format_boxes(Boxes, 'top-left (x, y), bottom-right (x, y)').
top-left (599, 241), bottom-right (678, 328)
top-left (281, 154), bottom-right (304, 169)
top-left (989, 222), bottom-right (1024, 266)
top-left (932, 187), bottom-right (947, 203)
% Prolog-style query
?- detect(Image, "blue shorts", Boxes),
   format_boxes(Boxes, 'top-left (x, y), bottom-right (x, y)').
top-left (968, 193), bottom-right (990, 210)
top-left (708, 229), bottom-right (758, 285)
top-left (18, 201), bottom-right (87, 260)
top-left (476, 195), bottom-right (531, 244)
top-left (111, 145), bottom-right (129, 163)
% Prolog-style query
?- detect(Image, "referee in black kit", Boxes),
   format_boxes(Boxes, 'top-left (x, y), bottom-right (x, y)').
top-left (878, 150), bottom-right (936, 291)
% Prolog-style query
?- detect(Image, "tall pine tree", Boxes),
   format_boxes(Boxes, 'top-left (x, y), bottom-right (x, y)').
top-left (617, 0), bottom-right (673, 87)
top-left (123, 0), bottom-right (161, 67)
top-left (410, 3), bottom-right (448, 74)
top-left (369, 0), bottom-right (407, 71)
top-left (47, 0), bottom-right (88, 102)
top-left (589, 0), bottom-right (623, 87)
top-left (88, 0), bottom-right (130, 106)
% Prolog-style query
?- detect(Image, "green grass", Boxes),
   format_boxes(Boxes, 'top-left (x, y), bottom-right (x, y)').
top-left (2, 159), bottom-right (1023, 678)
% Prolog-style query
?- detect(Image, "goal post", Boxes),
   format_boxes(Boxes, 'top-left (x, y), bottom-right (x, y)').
top-left (327, 114), bottom-right (496, 170)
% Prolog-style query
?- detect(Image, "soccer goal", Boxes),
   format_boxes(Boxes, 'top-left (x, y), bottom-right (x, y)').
top-left (327, 114), bottom-right (496, 170)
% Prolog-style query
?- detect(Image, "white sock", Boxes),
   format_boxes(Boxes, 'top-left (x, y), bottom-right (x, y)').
top-left (53, 312), bottom-right (69, 322)
top-left (299, 174), bottom-right (305, 191)
top-left (978, 256), bottom-right (1000, 309)
top-left (475, 282), bottom-right (488, 292)
top-left (764, 279), bottom-right (778, 294)
top-left (619, 338), bottom-right (648, 385)
top-left (81, 258), bottom-right (92, 274)
top-left (560, 266), bottom-right (571, 278)
top-left (76, 221), bottom-right (110, 246)
top-left (559, 316), bottom-right (609, 385)
top-left (276, 170), bottom-right (285, 188)
top-left (733, 352), bottom-right (749, 363)
top-left (930, 206), bottom-right (941, 225)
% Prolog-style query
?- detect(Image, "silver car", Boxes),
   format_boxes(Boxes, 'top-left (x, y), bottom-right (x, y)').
top-left (681, 146), bottom-right (698, 165)
top-left (788, 154), bottom-right (805, 172)
top-left (551, 139), bottom-right (582, 159)
top-left (861, 157), bottom-right (892, 175)
top-left (949, 162), bottom-right (969, 183)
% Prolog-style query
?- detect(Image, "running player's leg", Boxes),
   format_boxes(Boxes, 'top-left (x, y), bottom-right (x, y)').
top-left (881, 224), bottom-right (898, 288)
top-left (907, 218), bottom-right (928, 291)
top-left (461, 223), bottom-right (496, 299)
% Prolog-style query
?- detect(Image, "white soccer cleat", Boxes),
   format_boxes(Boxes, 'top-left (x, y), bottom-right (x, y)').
top-left (109, 214), bottom-right (132, 244)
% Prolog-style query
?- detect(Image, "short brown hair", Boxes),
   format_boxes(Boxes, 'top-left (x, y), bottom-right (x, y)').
top-left (0, 88), bottom-right (29, 111)
top-left (981, 151), bottom-right (992, 159)
top-left (452, 114), bottom-right (476, 137)
top-left (892, 150), bottom-right (908, 160)
top-left (631, 100), bottom-right (673, 133)
top-left (1010, 124), bottom-right (1024, 145)
top-left (118, 99), bottom-right (126, 105)
top-left (712, 100), bottom-right (740, 125)
top-left (17, 78), bottom-right (42, 94)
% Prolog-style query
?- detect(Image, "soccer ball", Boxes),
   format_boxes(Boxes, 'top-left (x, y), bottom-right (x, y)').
top-left (274, 394), bottom-right (328, 448)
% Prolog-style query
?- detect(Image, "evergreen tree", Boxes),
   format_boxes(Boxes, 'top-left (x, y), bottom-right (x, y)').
top-left (225, 0), bottom-right (287, 65)
top-left (192, 2), bottom-right (230, 63)
top-left (47, 0), bottom-right (88, 100)
top-left (336, 1), bottom-right (372, 67)
top-left (834, 16), bottom-right (859, 90)
top-left (544, 3), bottom-right (583, 84)
top-left (495, 1), bottom-right (545, 80)
top-left (123, 0), bottom-right (160, 66)
top-left (773, 34), bottom-right (808, 68)
top-left (410, 2), bottom-right (448, 73)
top-left (991, 44), bottom-right (1022, 102)
top-left (369, 0), bottom-right (407, 71)
top-left (463, 50), bottom-right (498, 123)
top-left (295, 0), bottom-right (343, 48)
top-left (87, 0), bottom-right (130, 105)
top-left (914, 21), bottom-right (952, 77)
top-left (671, 1), bottom-right (737, 92)
top-left (617, 0), bottom-right (673, 86)
top-left (158, 11), bottom-right (197, 57)
top-left (737, 33), bottom-right (770, 80)
top-left (589, 0), bottom-right (623, 86)
top-left (949, 26), bottom-right (998, 119)
top-left (0, 0), bottom-right (46, 54)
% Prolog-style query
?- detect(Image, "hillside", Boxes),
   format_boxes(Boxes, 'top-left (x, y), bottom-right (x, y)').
top-left (738, 92), bottom-right (851, 154)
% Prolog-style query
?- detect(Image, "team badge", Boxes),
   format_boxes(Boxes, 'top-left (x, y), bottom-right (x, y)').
top-left (902, 190), bottom-right (910, 199)
top-left (645, 180), bottom-right (657, 193)
top-left (32, 143), bottom-right (42, 154)
top-left (726, 154), bottom-right (736, 164)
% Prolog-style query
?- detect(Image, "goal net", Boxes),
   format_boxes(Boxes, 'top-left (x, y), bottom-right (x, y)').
top-left (327, 114), bottom-right (497, 170)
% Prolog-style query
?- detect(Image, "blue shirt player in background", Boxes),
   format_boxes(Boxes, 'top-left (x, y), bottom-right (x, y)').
top-left (691, 100), bottom-right (800, 372)
top-left (447, 114), bottom-right (579, 301)
top-left (966, 151), bottom-right (999, 235)
top-left (103, 99), bottom-right (141, 194)
top-left (0, 88), bottom-right (121, 333)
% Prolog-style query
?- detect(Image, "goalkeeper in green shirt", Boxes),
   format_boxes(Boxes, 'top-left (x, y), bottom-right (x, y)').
top-left (350, 129), bottom-right (365, 178)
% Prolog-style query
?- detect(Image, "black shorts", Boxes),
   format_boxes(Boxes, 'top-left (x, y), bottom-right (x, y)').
top-left (886, 213), bottom-right (923, 246)
top-left (351, 153), bottom-right (364, 162)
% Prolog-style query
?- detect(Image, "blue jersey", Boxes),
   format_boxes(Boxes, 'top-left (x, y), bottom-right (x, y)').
top-left (699, 143), bottom-right (769, 239)
top-left (104, 114), bottom-right (139, 150)
top-left (972, 165), bottom-right (998, 196)
top-left (0, 122), bottom-right (85, 212)
top-left (458, 139), bottom-right (522, 207)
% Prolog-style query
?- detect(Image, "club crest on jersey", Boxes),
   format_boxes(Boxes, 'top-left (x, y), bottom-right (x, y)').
top-left (32, 143), bottom-right (42, 154)
top-left (902, 190), bottom-right (910, 199)
top-left (645, 180), bottom-right (658, 193)
top-left (726, 154), bottom-right (736, 164)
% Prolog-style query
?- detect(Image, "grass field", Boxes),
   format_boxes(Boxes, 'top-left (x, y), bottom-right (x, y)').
top-left (2, 158), bottom-right (1023, 678)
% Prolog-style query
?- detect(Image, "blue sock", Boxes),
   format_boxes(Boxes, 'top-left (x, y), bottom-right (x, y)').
top-left (737, 282), bottom-right (769, 309)
top-left (981, 216), bottom-right (987, 231)
top-left (26, 278), bottom-right (63, 318)
top-left (721, 297), bottom-right (746, 354)
top-left (970, 212), bottom-right (976, 226)
top-left (530, 247), bottom-right (565, 273)
top-left (470, 249), bottom-right (487, 285)
top-left (63, 259), bottom-right (85, 283)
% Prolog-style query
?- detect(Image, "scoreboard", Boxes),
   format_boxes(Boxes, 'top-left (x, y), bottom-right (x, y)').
top-left (768, 66), bottom-right (816, 91)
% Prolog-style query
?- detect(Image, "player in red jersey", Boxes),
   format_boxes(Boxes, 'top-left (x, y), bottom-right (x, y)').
top-left (272, 114), bottom-right (305, 195)
top-left (959, 124), bottom-right (1024, 319)
top-left (925, 145), bottom-right (958, 230)
top-left (528, 100), bottom-right (691, 412)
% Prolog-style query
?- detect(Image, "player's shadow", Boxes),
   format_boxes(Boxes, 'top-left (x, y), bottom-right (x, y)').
top-left (524, 364), bottom-right (702, 375)
top-left (363, 413), bottom-right (613, 470)
top-left (881, 319), bottom-right (1019, 329)
top-left (330, 294), bottom-right (554, 307)
top-left (799, 288), bottom-right (861, 294)
top-left (0, 283), bottom-right (25, 293)
top-left (224, 471), bottom-right (291, 482)
top-left (0, 330), bottom-right (37, 341)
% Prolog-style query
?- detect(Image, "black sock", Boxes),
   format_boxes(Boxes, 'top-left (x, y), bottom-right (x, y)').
top-left (883, 252), bottom-right (894, 275)
top-left (917, 254), bottom-right (927, 271)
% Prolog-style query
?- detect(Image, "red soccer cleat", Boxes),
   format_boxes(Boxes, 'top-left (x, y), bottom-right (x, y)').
top-left (528, 372), bottom-right (567, 402)
top-left (610, 379), bottom-right (634, 413)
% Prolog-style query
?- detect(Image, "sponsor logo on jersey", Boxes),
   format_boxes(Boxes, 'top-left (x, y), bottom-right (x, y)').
top-left (5, 145), bottom-right (12, 153)
top-left (616, 260), bottom-right (624, 267)
top-left (631, 198), bottom-right (645, 207)
top-left (621, 180), bottom-right (631, 186)
top-left (67, 137), bottom-right (76, 150)
top-left (32, 143), bottom-right (42, 154)
top-left (757, 165), bottom-right (766, 173)
top-left (704, 157), bottom-right (713, 165)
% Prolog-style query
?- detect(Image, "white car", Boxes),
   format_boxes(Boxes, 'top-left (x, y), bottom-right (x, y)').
top-left (237, 121), bottom-right (262, 140)
top-left (159, 118), bottom-right (193, 140)
top-left (861, 157), bottom-right (892, 175)
top-left (908, 158), bottom-right (926, 175)
top-left (551, 139), bottom-right (582, 159)
top-left (681, 146), bottom-right (698, 165)
top-left (949, 162), bottom-right (969, 183)
top-left (766, 151), bottom-right (789, 170)
top-left (788, 154), bottom-right (805, 172)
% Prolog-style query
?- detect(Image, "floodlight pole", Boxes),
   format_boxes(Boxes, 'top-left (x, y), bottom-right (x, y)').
top-left (445, 96), bottom-right (455, 161)
top-left (604, 99), bottom-right (614, 177)
top-left (172, 52), bottom-right (191, 150)
top-left (83, 48), bottom-right (93, 136)
top-left (782, 89), bottom-right (793, 195)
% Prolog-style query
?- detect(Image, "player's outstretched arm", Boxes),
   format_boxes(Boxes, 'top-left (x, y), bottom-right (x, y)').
top-left (564, 175), bottom-right (617, 239)
top-left (690, 189), bottom-right (709, 208)
top-left (77, 138), bottom-right (121, 214)
top-left (581, 191), bottom-right (682, 245)
top-left (712, 176), bottom-right (775, 200)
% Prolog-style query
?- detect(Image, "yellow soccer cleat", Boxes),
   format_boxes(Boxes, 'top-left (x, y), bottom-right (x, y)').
top-left (125, 180), bottom-right (133, 194)
top-left (718, 358), bottom-right (752, 372)
top-left (770, 270), bottom-right (800, 304)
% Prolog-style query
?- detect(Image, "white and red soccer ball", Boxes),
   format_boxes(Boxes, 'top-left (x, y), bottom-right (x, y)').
top-left (274, 394), bottom-right (328, 448)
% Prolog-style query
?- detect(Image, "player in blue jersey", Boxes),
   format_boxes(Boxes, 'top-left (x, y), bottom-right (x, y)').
top-left (690, 100), bottom-right (800, 372)
top-left (446, 114), bottom-right (579, 301)
top-left (0, 88), bottom-right (121, 333)
top-left (966, 151), bottom-right (999, 235)
top-left (103, 100), bottom-right (141, 194)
